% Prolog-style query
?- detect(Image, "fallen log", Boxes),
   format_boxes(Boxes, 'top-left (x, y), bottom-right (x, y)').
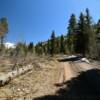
top-left (0, 64), bottom-right (33, 86)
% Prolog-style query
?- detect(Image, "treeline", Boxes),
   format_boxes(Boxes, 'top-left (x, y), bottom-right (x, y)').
top-left (35, 31), bottom-right (67, 56)
top-left (35, 8), bottom-right (100, 59)
top-left (0, 8), bottom-right (100, 59)
top-left (5, 42), bottom-right (35, 57)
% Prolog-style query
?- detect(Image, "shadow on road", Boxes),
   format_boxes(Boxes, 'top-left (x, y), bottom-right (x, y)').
top-left (33, 69), bottom-right (100, 100)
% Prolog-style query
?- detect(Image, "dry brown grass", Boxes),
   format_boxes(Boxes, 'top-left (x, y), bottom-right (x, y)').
top-left (0, 56), bottom-right (59, 100)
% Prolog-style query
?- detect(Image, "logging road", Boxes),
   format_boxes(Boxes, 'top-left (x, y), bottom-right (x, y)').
top-left (34, 59), bottom-right (100, 100)
top-left (58, 61), bottom-right (95, 83)
top-left (57, 60), bottom-right (100, 97)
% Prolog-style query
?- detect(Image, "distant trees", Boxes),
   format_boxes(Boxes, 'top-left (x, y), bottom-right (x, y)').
top-left (50, 31), bottom-right (56, 56)
top-left (96, 19), bottom-right (100, 34)
top-left (1, 8), bottom-right (100, 60)
top-left (28, 42), bottom-right (34, 53)
top-left (35, 31), bottom-right (67, 56)
top-left (15, 42), bottom-right (27, 57)
top-left (60, 35), bottom-right (65, 54)
top-left (34, 8), bottom-right (100, 59)
top-left (9, 42), bottom-right (35, 58)
top-left (66, 8), bottom-right (97, 58)
top-left (35, 42), bottom-right (43, 55)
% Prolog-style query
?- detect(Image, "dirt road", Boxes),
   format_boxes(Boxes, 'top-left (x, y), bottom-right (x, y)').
top-left (34, 60), bottom-right (100, 100)
top-left (58, 61), bottom-right (100, 84)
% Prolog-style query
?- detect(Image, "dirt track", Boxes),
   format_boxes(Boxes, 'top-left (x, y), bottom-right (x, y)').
top-left (58, 61), bottom-right (100, 84)
top-left (33, 60), bottom-right (100, 100)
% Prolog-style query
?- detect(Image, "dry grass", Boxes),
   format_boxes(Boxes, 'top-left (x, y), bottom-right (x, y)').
top-left (0, 56), bottom-right (59, 100)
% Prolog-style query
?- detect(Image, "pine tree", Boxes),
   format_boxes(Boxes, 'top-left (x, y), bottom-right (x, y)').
top-left (35, 42), bottom-right (43, 55)
top-left (47, 39), bottom-right (51, 55)
top-left (96, 19), bottom-right (100, 34)
top-left (76, 12), bottom-right (86, 54)
top-left (28, 42), bottom-right (34, 53)
top-left (67, 14), bottom-right (77, 53)
top-left (50, 31), bottom-right (56, 56)
top-left (68, 14), bottom-right (77, 34)
top-left (95, 20), bottom-right (100, 58)
top-left (60, 35), bottom-right (65, 54)
top-left (55, 38), bottom-right (60, 54)
top-left (85, 8), bottom-right (96, 57)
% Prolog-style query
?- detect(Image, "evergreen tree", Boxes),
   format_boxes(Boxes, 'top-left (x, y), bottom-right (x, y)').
top-left (42, 43), bottom-right (47, 55)
top-left (96, 19), bottom-right (100, 34)
top-left (47, 39), bottom-right (51, 55)
top-left (85, 8), bottom-right (96, 57)
top-left (36, 42), bottom-right (43, 55)
top-left (67, 14), bottom-right (77, 53)
top-left (76, 12), bottom-right (86, 54)
top-left (28, 42), bottom-right (34, 53)
top-left (60, 35), bottom-right (65, 54)
top-left (50, 31), bottom-right (56, 56)
top-left (68, 14), bottom-right (77, 34)
top-left (86, 8), bottom-right (91, 26)
top-left (16, 42), bottom-right (27, 57)
top-left (55, 38), bottom-right (60, 54)
top-left (85, 8), bottom-right (91, 51)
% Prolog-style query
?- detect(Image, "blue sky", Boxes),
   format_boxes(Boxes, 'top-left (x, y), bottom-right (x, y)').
top-left (0, 0), bottom-right (100, 44)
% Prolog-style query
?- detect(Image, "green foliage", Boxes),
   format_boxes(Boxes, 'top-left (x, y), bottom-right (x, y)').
top-left (47, 39), bottom-right (51, 54)
top-left (34, 8), bottom-right (100, 59)
top-left (55, 38), bottom-right (60, 54)
top-left (35, 31), bottom-right (67, 56)
top-left (28, 42), bottom-right (34, 53)
top-left (35, 42), bottom-right (43, 55)
top-left (50, 31), bottom-right (56, 56)
top-left (77, 12), bottom-right (87, 54)
top-left (67, 14), bottom-right (77, 53)
top-left (67, 9), bottom-right (97, 58)
top-left (60, 35), bottom-right (65, 54)
top-left (16, 42), bottom-right (28, 57)
top-left (68, 14), bottom-right (77, 34)
top-left (96, 20), bottom-right (100, 34)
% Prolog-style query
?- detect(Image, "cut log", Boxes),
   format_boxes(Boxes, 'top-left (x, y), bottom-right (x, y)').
top-left (0, 64), bottom-right (33, 86)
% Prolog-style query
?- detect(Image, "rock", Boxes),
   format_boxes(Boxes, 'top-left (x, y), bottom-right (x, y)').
top-left (17, 88), bottom-right (21, 91)
top-left (81, 58), bottom-right (90, 63)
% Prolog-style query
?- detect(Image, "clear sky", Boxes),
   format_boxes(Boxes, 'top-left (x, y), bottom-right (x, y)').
top-left (0, 0), bottom-right (100, 44)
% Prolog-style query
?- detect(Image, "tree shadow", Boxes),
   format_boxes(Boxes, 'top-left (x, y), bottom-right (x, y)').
top-left (33, 69), bottom-right (100, 100)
